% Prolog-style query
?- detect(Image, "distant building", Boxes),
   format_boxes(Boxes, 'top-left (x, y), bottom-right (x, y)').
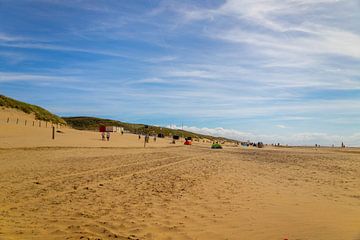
top-left (99, 125), bottom-right (124, 133)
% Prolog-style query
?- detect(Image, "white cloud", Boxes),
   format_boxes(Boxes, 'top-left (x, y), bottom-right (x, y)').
top-left (168, 125), bottom-right (252, 141)
top-left (146, 56), bottom-right (178, 63)
top-left (168, 124), bottom-right (360, 147)
top-left (216, 25), bottom-right (360, 59)
top-left (165, 70), bottom-right (218, 79)
top-left (176, 0), bottom-right (360, 59)
top-left (130, 77), bottom-right (169, 84)
top-left (0, 72), bottom-right (78, 83)
top-left (0, 33), bottom-right (24, 42)
top-left (0, 42), bottom-right (130, 58)
top-left (0, 51), bottom-right (28, 64)
top-left (160, 0), bottom-right (360, 98)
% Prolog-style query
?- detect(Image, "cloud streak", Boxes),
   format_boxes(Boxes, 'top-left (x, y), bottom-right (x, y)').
top-left (0, 72), bottom-right (78, 83)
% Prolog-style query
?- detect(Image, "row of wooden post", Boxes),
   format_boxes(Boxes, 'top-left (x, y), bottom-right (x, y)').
top-left (3, 117), bottom-right (64, 129)
top-left (2, 117), bottom-right (66, 140)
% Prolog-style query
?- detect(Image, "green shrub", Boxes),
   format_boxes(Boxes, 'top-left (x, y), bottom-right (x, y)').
top-left (211, 143), bottom-right (223, 149)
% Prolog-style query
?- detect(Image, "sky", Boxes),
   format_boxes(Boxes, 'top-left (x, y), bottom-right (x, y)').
top-left (0, 0), bottom-right (360, 146)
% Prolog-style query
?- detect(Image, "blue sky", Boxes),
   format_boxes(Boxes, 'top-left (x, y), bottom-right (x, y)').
top-left (0, 0), bottom-right (360, 146)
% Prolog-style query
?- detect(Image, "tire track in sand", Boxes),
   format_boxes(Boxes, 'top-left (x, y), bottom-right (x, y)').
top-left (1, 153), bottom-right (208, 210)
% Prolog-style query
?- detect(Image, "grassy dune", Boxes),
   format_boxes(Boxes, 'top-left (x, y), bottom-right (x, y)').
top-left (0, 95), bottom-right (65, 124)
top-left (63, 116), bottom-right (233, 142)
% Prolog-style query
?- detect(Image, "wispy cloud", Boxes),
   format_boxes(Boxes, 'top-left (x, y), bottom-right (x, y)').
top-left (177, 0), bottom-right (360, 59)
top-left (164, 70), bottom-right (218, 79)
top-left (0, 51), bottom-right (28, 64)
top-left (0, 33), bottom-right (25, 42)
top-left (0, 42), bottom-right (130, 58)
top-left (0, 72), bottom-right (79, 83)
top-left (215, 25), bottom-right (360, 59)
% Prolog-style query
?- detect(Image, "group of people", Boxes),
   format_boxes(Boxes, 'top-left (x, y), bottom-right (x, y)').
top-left (101, 132), bottom-right (111, 141)
top-left (138, 134), bottom-right (157, 142)
top-left (101, 130), bottom-right (126, 141)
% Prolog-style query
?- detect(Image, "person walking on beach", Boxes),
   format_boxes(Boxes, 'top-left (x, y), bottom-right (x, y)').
top-left (101, 132), bottom-right (105, 141)
top-left (106, 132), bottom-right (110, 141)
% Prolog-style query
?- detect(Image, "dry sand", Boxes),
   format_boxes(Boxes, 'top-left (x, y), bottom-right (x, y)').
top-left (0, 109), bottom-right (359, 240)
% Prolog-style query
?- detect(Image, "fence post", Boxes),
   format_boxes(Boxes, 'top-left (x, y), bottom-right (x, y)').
top-left (52, 126), bottom-right (55, 140)
top-left (25, 120), bottom-right (27, 126)
top-left (7, 117), bottom-right (9, 123)
top-left (16, 118), bottom-right (19, 124)
top-left (39, 121), bottom-right (41, 127)
top-left (46, 122), bottom-right (47, 128)
top-left (33, 121), bottom-right (35, 126)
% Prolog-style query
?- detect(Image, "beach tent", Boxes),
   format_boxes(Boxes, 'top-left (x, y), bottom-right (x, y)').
top-left (184, 137), bottom-right (192, 145)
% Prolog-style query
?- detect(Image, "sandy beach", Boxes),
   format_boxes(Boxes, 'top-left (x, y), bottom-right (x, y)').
top-left (0, 110), bottom-right (359, 240)
top-left (1, 0), bottom-right (359, 238)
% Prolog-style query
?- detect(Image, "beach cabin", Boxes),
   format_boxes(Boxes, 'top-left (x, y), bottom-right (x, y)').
top-left (105, 126), bottom-right (124, 133)
top-left (99, 126), bottom-right (124, 133)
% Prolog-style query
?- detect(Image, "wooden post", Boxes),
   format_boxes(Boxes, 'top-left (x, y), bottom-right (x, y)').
top-left (7, 117), bottom-right (9, 123)
top-left (16, 118), bottom-right (19, 124)
top-left (52, 126), bottom-right (55, 140)
top-left (46, 122), bottom-right (48, 128)
top-left (39, 121), bottom-right (41, 127)
top-left (25, 120), bottom-right (27, 126)
top-left (33, 121), bottom-right (35, 126)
